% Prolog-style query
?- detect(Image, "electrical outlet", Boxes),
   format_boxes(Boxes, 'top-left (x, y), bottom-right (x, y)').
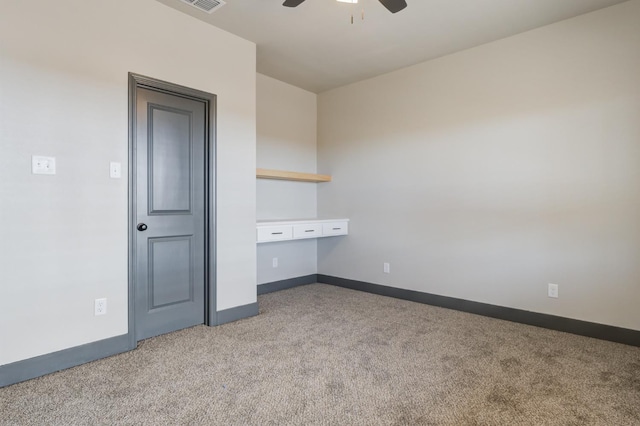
top-left (548, 283), bottom-right (559, 299)
top-left (383, 262), bottom-right (390, 274)
top-left (95, 298), bottom-right (107, 316)
top-left (272, 257), bottom-right (278, 268)
top-left (32, 155), bottom-right (56, 175)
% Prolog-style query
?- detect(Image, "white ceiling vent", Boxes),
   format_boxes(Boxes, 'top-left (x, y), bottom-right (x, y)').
top-left (180, 0), bottom-right (226, 14)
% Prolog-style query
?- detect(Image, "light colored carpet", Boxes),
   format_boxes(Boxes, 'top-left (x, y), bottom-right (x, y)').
top-left (1, 284), bottom-right (639, 425)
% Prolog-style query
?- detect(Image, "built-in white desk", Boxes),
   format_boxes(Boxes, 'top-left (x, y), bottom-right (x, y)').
top-left (257, 219), bottom-right (349, 243)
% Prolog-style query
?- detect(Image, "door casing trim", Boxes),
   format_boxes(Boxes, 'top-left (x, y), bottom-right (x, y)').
top-left (128, 73), bottom-right (217, 347)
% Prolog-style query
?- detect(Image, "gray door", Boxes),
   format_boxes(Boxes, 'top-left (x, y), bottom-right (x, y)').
top-left (134, 88), bottom-right (206, 341)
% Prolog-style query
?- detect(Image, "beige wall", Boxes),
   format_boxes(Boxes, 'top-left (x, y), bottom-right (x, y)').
top-left (256, 74), bottom-right (318, 284)
top-left (0, 0), bottom-right (257, 365)
top-left (317, 1), bottom-right (640, 330)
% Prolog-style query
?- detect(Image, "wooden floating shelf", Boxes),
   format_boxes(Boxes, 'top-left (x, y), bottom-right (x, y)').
top-left (256, 168), bottom-right (332, 183)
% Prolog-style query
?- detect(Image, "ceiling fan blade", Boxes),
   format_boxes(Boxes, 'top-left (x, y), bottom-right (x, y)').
top-left (283, 0), bottom-right (307, 7)
top-left (378, 0), bottom-right (407, 13)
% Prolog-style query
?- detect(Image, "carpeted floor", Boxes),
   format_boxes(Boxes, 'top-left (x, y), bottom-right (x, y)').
top-left (1, 284), bottom-right (639, 425)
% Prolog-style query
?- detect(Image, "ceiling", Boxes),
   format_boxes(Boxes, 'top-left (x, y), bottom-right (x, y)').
top-left (156, 0), bottom-right (628, 93)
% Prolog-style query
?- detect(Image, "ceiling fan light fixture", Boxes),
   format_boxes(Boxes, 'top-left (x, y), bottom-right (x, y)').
top-left (284, 0), bottom-right (406, 14)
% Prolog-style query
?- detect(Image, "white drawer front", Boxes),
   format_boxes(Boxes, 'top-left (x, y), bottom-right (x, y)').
top-left (257, 225), bottom-right (293, 242)
top-left (293, 223), bottom-right (323, 239)
top-left (322, 221), bottom-right (349, 236)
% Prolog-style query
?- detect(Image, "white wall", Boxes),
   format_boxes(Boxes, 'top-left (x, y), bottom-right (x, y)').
top-left (256, 74), bottom-right (318, 284)
top-left (0, 0), bottom-right (256, 366)
top-left (317, 1), bottom-right (640, 331)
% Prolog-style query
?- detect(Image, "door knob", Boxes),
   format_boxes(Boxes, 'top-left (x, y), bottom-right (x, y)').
top-left (137, 223), bottom-right (148, 231)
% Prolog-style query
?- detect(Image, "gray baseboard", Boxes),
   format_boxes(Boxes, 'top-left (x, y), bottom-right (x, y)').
top-left (1, 301), bottom-right (260, 388)
top-left (258, 274), bottom-right (318, 295)
top-left (317, 274), bottom-right (640, 347)
top-left (6, 276), bottom-right (635, 389)
top-left (0, 333), bottom-right (133, 388)
top-left (217, 302), bottom-right (259, 325)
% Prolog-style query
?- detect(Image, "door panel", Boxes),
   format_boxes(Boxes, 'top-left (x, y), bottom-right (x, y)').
top-left (148, 236), bottom-right (193, 309)
top-left (149, 106), bottom-right (192, 213)
top-left (135, 88), bottom-right (206, 341)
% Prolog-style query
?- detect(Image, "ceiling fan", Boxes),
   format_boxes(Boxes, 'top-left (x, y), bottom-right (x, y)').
top-left (283, 0), bottom-right (407, 14)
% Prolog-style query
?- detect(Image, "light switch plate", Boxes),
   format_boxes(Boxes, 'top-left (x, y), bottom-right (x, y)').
top-left (32, 156), bottom-right (56, 175)
top-left (110, 162), bottom-right (121, 178)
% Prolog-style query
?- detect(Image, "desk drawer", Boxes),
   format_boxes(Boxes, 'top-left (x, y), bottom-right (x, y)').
top-left (257, 225), bottom-right (293, 242)
top-left (293, 223), bottom-right (323, 239)
top-left (322, 221), bottom-right (349, 236)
